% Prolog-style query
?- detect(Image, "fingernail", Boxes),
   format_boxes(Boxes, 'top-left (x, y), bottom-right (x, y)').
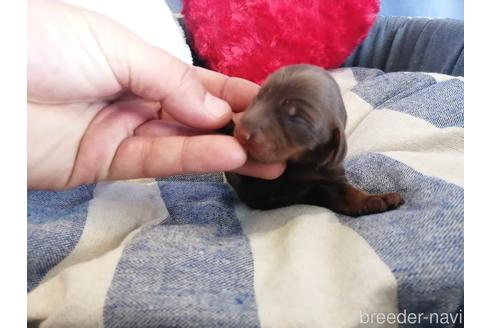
top-left (205, 93), bottom-right (230, 118)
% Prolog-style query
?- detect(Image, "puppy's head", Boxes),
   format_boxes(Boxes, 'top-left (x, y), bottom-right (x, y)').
top-left (234, 64), bottom-right (347, 165)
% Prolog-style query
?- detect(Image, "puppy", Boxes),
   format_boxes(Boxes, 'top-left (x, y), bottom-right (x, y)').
top-left (225, 64), bottom-right (404, 216)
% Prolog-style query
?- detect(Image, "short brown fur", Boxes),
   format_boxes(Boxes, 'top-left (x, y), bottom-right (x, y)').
top-left (225, 64), bottom-right (404, 216)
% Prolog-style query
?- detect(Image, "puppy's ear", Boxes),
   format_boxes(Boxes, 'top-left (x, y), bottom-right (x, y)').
top-left (318, 124), bottom-right (347, 167)
top-left (330, 126), bottom-right (347, 164)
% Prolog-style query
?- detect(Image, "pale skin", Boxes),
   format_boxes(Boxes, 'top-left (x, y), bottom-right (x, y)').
top-left (27, 0), bottom-right (285, 190)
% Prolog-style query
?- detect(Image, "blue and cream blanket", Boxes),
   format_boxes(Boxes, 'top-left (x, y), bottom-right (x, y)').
top-left (27, 67), bottom-right (463, 327)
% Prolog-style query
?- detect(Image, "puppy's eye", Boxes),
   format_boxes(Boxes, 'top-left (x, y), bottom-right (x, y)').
top-left (288, 113), bottom-right (308, 125)
top-left (285, 107), bottom-right (308, 125)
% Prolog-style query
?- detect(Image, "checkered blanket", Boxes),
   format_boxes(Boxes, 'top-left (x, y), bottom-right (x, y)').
top-left (27, 67), bottom-right (463, 328)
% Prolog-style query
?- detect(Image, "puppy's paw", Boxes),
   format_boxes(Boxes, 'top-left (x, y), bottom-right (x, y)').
top-left (361, 192), bottom-right (405, 215)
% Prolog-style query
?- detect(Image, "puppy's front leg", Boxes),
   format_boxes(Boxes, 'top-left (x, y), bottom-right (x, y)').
top-left (306, 183), bottom-right (404, 217)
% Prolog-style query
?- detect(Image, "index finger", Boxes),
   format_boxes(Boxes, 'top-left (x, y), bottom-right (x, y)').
top-left (195, 67), bottom-right (260, 112)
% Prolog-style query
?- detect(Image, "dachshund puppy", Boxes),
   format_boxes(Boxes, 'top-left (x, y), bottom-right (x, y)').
top-left (225, 64), bottom-right (404, 216)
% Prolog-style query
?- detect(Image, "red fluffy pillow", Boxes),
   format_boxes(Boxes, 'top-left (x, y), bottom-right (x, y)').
top-left (182, 0), bottom-right (379, 83)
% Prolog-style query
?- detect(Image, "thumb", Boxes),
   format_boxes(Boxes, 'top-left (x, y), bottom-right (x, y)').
top-left (157, 63), bottom-right (233, 128)
top-left (84, 6), bottom-right (231, 129)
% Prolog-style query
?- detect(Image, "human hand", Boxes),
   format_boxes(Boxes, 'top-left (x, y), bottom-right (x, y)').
top-left (28, 0), bottom-right (285, 190)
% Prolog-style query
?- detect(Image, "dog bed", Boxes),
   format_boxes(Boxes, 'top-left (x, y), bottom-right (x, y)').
top-left (28, 66), bottom-right (463, 327)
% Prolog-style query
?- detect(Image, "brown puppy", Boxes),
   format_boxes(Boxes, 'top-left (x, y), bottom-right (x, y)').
top-left (225, 64), bottom-right (404, 216)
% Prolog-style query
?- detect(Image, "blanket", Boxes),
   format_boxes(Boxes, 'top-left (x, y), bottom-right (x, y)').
top-left (27, 67), bottom-right (464, 328)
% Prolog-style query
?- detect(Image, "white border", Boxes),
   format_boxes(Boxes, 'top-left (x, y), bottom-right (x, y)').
top-left (1, 0), bottom-right (27, 326)
top-left (465, 1), bottom-right (490, 326)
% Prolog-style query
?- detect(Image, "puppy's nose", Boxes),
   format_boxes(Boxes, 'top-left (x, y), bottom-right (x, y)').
top-left (234, 123), bottom-right (253, 144)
